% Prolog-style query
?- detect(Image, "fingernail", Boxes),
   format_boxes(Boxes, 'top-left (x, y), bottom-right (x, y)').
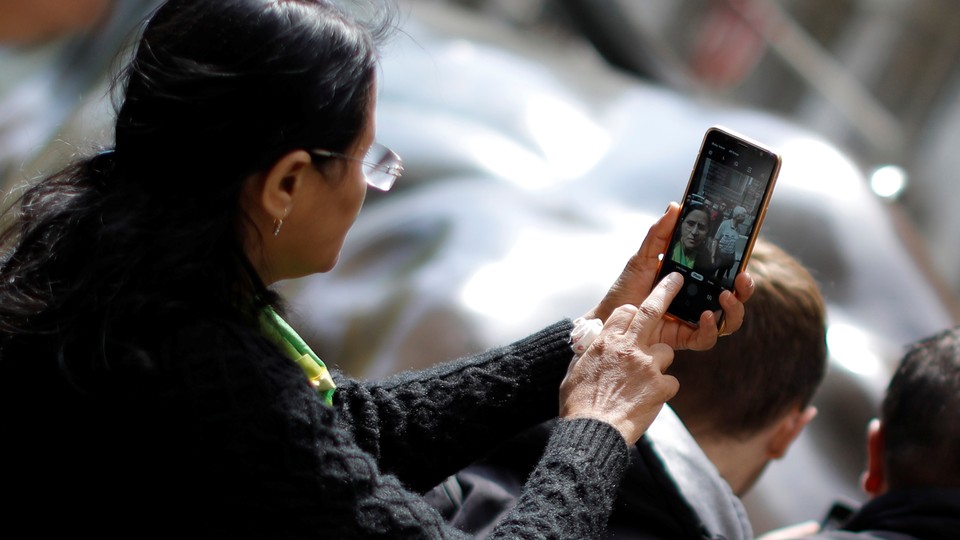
top-left (665, 272), bottom-right (683, 286)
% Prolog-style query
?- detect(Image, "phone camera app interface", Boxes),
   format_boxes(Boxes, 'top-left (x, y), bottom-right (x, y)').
top-left (663, 131), bottom-right (778, 320)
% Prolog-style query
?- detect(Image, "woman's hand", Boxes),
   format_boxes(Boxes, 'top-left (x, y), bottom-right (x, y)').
top-left (582, 202), bottom-right (755, 351)
top-left (559, 273), bottom-right (684, 444)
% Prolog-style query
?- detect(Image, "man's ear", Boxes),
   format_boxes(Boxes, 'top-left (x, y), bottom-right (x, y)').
top-left (861, 418), bottom-right (886, 496)
top-left (767, 405), bottom-right (817, 459)
top-left (255, 150), bottom-right (314, 221)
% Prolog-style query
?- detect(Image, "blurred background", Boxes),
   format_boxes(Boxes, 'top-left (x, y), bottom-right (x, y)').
top-left (2, 0), bottom-right (960, 536)
top-left (421, 0), bottom-right (960, 300)
top-left (7, 0), bottom-right (959, 308)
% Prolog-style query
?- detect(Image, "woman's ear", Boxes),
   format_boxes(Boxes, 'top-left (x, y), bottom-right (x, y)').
top-left (255, 150), bottom-right (314, 221)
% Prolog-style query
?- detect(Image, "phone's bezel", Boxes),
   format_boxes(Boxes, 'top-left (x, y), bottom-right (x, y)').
top-left (656, 125), bottom-right (782, 329)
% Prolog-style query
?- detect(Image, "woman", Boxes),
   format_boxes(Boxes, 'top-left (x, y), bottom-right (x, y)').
top-left (670, 204), bottom-right (713, 271)
top-left (0, 1), bottom-right (752, 538)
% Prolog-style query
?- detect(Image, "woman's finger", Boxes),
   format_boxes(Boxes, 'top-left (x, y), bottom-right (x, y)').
top-left (630, 271), bottom-right (683, 341)
top-left (603, 304), bottom-right (640, 335)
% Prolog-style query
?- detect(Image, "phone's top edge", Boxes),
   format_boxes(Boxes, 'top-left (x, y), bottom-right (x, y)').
top-left (704, 124), bottom-right (781, 158)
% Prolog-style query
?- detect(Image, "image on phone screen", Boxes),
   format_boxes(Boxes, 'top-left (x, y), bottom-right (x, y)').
top-left (656, 126), bottom-right (781, 327)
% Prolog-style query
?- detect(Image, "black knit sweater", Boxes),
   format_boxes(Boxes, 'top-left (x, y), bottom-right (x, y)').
top-left (3, 312), bottom-right (628, 538)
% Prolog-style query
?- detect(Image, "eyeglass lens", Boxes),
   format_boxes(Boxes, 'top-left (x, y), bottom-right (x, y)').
top-left (362, 143), bottom-right (403, 191)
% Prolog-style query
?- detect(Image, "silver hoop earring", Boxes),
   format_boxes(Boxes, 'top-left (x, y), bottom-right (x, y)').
top-left (273, 218), bottom-right (283, 237)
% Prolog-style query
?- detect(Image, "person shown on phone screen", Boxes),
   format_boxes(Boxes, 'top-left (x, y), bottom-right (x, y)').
top-left (760, 327), bottom-right (960, 540)
top-left (705, 198), bottom-right (722, 237)
top-left (713, 205), bottom-right (747, 282)
top-left (670, 203), bottom-right (715, 272)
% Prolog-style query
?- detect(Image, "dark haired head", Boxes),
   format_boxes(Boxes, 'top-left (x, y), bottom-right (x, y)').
top-left (882, 326), bottom-right (960, 489)
top-left (0, 0), bottom-right (394, 345)
top-left (115, 0), bottom-right (390, 192)
top-left (677, 204), bottom-right (710, 230)
top-left (666, 239), bottom-right (827, 438)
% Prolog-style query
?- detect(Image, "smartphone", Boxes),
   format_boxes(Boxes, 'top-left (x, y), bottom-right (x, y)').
top-left (655, 126), bottom-right (781, 328)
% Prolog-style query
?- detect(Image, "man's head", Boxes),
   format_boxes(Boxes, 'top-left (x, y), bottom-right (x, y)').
top-left (666, 238), bottom-right (827, 494)
top-left (732, 205), bottom-right (747, 223)
top-left (862, 326), bottom-right (960, 496)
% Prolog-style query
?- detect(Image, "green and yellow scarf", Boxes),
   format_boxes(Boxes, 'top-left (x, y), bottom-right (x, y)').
top-left (260, 306), bottom-right (336, 407)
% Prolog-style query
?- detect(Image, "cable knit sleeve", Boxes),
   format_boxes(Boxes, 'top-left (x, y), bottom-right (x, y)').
top-left (169, 317), bottom-right (629, 539)
top-left (490, 418), bottom-right (629, 539)
top-left (333, 320), bottom-right (578, 492)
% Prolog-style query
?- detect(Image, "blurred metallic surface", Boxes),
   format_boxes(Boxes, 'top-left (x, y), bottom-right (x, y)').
top-left (423, 0), bottom-right (960, 300)
top-left (279, 1), bottom-right (960, 534)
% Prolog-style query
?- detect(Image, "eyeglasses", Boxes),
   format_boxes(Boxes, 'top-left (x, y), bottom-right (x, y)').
top-left (309, 141), bottom-right (403, 191)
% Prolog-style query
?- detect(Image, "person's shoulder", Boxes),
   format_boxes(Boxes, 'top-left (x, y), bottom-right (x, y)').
top-left (126, 303), bottom-right (301, 388)
top-left (131, 303), bottom-right (261, 352)
top-left (162, 309), bottom-right (267, 353)
top-left (606, 433), bottom-right (708, 539)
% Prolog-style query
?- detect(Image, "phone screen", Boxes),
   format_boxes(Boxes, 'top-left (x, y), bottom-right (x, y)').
top-left (656, 126), bottom-right (781, 327)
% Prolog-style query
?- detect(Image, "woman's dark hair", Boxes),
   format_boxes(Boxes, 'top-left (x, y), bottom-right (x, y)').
top-left (681, 202), bottom-right (708, 220)
top-left (0, 0), bottom-right (394, 367)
